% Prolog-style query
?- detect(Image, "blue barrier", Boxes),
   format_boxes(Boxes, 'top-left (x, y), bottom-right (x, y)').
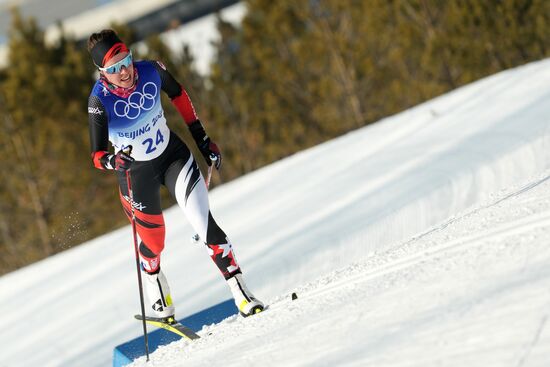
top-left (113, 299), bottom-right (237, 366)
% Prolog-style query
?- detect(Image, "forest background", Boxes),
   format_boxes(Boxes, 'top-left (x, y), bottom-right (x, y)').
top-left (0, 0), bottom-right (548, 274)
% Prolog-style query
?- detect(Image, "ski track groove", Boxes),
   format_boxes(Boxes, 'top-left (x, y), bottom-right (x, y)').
top-left (292, 204), bottom-right (550, 305)
top-left (514, 286), bottom-right (550, 367)
top-left (195, 174), bottom-right (550, 351)
top-left (131, 171), bottom-right (550, 366)
top-left (515, 314), bottom-right (548, 367)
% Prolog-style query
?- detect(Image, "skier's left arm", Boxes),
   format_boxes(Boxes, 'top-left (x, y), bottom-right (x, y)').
top-left (152, 60), bottom-right (221, 169)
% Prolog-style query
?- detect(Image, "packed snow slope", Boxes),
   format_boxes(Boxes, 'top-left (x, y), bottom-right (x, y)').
top-left (1, 58), bottom-right (550, 367)
top-left (131, 169), bottom-right (550, 367)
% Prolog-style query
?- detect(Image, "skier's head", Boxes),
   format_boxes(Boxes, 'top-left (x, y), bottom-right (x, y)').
top-left (88, 29), bottom-right (135, 89)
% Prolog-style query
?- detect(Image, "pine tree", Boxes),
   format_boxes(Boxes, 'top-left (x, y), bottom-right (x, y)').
top-left (0, 10), bottom-right (121, 273)
top-left (1, 1), bottom-right (549, 273)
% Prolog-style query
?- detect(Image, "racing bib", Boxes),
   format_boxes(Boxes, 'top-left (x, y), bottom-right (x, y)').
top-left (92, 61), bottom-right (170, 161)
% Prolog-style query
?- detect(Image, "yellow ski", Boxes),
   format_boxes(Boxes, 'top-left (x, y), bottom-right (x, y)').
top-left (134, 314), bottom-right (200, 341)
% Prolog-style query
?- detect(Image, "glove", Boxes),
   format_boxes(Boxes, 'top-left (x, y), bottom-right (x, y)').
top-left (110, 147), bottom-right (135, 172)
top-left (188, 120), bottom-right (222, 170)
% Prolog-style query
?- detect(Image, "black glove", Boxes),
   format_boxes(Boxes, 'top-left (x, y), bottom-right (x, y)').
top-left (110, 147), bottom-right (135, 172)
top-left (188, 120), bottom-right (222, 170)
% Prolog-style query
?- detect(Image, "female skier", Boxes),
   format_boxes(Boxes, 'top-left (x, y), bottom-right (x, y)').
top-left (87, 29), bottom-right (264, 320)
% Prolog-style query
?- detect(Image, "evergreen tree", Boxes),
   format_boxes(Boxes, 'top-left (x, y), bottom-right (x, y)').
top-left (1, 1), bottom-right (549, 273)
top-left (0, 11), bottom-right (122, 273)
top-left (205, 0), bottom-right (550, 184)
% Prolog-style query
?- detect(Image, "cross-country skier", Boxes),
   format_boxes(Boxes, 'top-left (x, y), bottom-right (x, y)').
top-left (87, 29), bottom-right (264, 320)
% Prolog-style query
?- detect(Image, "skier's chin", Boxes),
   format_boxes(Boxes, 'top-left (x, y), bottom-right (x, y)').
top-left (118, 76), bottom-right (133, 88)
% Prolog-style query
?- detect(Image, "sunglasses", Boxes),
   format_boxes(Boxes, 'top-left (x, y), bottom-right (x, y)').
top-left (98, 51), bottom-right (133, 74)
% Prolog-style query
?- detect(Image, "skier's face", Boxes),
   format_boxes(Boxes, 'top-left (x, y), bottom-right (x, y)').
top-left (101, 51), bottom-right (134, 89)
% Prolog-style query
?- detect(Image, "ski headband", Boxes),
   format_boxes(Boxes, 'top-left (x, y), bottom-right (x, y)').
top-left (90, 33), bottom-right (129, 68)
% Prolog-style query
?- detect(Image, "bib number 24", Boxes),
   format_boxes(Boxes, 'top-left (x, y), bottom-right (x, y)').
top-left (143, 129), bottom-right (165, 154)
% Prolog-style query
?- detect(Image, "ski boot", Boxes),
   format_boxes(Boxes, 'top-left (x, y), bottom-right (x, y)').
top-left (227, 273), bottom-right (265, 317)
top-left (142, 268), bottom-right (175, 318)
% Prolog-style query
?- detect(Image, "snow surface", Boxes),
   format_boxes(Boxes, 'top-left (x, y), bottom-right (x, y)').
top-left (1, 57), bottom-right (550, 367)
top-left (131, 172), bottom-right (550, 367)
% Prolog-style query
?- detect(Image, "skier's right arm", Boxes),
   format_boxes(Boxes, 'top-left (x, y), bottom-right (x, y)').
top-left (88, 95), bottom-right (115, 170)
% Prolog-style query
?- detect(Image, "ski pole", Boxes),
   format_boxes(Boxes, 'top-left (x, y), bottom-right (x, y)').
top-left (126, 167), bottom-right (150, 362)
top-left (191, 154), bottom-right (217, 243)
top-left (203, 158), bottom-right (214, 189)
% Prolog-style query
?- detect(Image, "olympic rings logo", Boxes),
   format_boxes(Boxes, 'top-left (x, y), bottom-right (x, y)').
top-left (114, 82), bottom-right (158, 120)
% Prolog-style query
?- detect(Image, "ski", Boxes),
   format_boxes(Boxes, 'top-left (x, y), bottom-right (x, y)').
top-left (134, 314), bottom-right (200, 341)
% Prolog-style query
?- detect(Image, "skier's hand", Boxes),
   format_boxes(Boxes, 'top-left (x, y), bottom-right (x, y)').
top-left (111, 147), bottom-right (135, 172)
top-left (206, 142), bottom-right (222, 170)
top-left (188, 120), bottom-right (222, 170)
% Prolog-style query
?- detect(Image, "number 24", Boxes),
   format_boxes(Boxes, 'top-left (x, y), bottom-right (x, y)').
top-left (143, 129), bottom-right (165, 154)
